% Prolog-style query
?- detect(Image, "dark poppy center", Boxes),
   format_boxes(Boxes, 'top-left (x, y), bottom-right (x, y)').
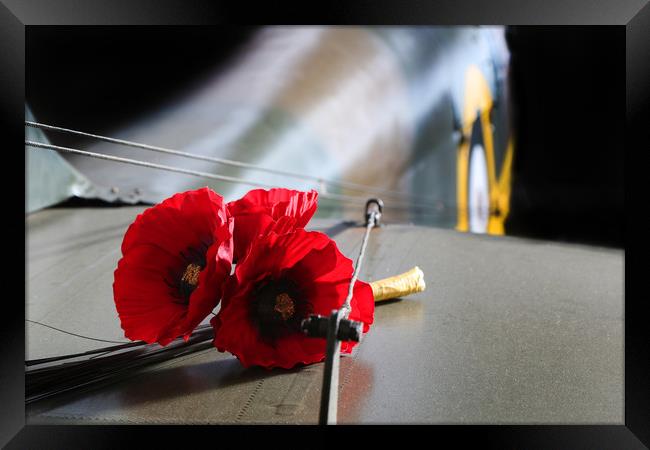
top-left (250, 278), bottom-right (311, 342)
top-left (169, 238), bottom-right (212, 303)
top-left (178, 263), bottom-right (202, 300)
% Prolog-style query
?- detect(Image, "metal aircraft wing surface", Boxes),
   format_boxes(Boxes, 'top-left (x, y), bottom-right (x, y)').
top-left (26, 206), bottom-right (623, 424)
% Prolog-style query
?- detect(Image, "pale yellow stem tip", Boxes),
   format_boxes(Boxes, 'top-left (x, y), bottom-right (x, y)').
top-left (370, 266), bottom-right (426, 302)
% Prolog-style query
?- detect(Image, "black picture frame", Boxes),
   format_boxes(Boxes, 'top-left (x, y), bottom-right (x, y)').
top-left (3, 0), bottom-right (648, 447)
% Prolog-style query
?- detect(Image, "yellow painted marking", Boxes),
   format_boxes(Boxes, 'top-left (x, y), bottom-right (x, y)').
top-left (456, 138), bottom-right (470, 232)
top-left (456, 65), bottom-right (513, 235)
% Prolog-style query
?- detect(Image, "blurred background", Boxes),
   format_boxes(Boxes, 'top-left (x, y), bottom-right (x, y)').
top-left (26, 26), bottom-right (624, 247)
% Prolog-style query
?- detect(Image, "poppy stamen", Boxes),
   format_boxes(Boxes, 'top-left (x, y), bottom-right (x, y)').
top-left (274, 293), bottom-right (295, 321)
top-left (181, 263), bottom-right (201, 287)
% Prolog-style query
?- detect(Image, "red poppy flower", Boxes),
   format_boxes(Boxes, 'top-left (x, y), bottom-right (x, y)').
top-left (113, 187), bottom-right (233, 346)
top-left (211, 228), bottom-right (374, 369)
top-left (226, 188), bottom-right (318, 263)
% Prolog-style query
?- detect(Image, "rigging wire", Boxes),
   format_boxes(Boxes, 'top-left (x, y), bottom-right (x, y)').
top-left (26, 319), bottom-right (129, 345)
top-left (25, 120), bottom-right (440, 205)
top-left (26, 140), bottom-right (272, 189)
top-left (340, 212), bottom-right (376, 318)
top-left (25, 140), bottom-right (443, 213)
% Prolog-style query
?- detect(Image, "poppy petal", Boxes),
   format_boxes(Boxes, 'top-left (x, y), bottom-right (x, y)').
top-left (227, 188), bottom-right (318, 262)
top-left (113, 187), bottom-right (233, 346)
top-left (212, 228), bottom-right (374, 369)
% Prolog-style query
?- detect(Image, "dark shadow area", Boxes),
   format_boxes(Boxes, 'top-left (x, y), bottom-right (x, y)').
top-left (27, 26), bottom-right (258, 147)
top-left (505, 26), bottom-right (624, 248)
top-left (49, 196), bottom-right (153, 209)
top-left (27, 354), bottom-right (310, 416)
